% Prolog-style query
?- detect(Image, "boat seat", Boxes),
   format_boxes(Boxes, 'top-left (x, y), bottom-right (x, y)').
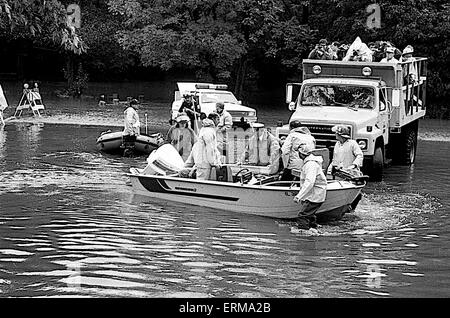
top-left (233, 168), bottom-right (253, 184)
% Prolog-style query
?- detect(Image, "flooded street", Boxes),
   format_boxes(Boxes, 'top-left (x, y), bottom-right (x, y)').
top-left (0, 92), bottom-right (449, 297)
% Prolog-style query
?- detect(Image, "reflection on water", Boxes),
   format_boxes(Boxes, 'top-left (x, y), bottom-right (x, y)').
top-left (0, 106), bottom-right (449, 297)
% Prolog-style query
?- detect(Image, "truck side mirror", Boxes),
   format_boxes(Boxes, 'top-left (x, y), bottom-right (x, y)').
top-left (237, 100), bottom-right (242, 105)
top-left (380, 101), bottom-right (386, 111)
top-left (288, 102), bottom-right (296, 111)
top-left (286, 84), bottom-right (293, 103)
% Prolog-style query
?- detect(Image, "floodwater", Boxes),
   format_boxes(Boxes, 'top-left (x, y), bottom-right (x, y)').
top-left (0, 90), bottom-right (449, 298)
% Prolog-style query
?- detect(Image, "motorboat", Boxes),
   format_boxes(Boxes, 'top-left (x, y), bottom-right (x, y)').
top-left (127, 145), bottom-right (366, 221)
top-left (96, 130), bottom-right (164, 155)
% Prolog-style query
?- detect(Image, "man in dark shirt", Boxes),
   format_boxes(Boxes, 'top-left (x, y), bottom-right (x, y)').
top-left (178, 94), bottom-right (201, 130)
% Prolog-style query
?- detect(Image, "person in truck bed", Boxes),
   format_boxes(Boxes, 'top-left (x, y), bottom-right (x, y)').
top-left (380, 46), bottom-right (399, 63)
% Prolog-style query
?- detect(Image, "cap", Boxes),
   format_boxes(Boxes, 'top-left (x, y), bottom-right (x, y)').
top-left (130, 99), bottom-right (139, 107)
top-left (402, 45), bottom-right (414, 55)
top-left (332, 125), bottom-right (351, 138)
top-left (289, 120), bottom-right (303, 129)
top-left (252, 123), bottom-right (265, 129)
top-left (319, 39), bottom-right (328, 46)
top-left (176, 113), bottom-right (190, 123)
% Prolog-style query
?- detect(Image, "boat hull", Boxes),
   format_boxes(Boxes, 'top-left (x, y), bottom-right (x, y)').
top-left (128, 173), bottom-right (364, 219)
top-left (96, 131), bottom-right (163, 155)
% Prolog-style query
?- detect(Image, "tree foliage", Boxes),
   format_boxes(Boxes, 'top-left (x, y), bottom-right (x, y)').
top-left (1, 0), bottom-right (448, 103)
top-left (107, 0), bottom-right (315, 94)
top-left (0, 0), bottom-right (87, 54)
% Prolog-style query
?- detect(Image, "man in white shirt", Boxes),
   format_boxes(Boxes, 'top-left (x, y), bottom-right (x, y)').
top-left (327, 125), bottom-right (364, 177)
top-left (0, 84), bottom-right (8, 125)
top-left (122, 99), bottom-right (141, 156)
top-left (280, 120), bottom-right (316, 181)
top-left (380, 46), bottom-right (399, 63)
top-left (215, 102), bottom-right (233, 161)
top-left (293, 142), bottom-right (327, 230)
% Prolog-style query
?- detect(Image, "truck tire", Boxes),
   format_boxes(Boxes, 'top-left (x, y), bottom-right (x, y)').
top-left (399, 129), bottom-right (417, 165)
top-left (369, 146), bottom-right (384, 182)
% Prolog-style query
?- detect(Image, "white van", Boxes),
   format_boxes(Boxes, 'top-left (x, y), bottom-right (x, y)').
top-left (171, 82), bottom-right (257, 125)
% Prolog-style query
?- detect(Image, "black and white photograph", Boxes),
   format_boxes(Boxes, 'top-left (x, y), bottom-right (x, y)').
top-left (0, 0), bottom-right (449, 305)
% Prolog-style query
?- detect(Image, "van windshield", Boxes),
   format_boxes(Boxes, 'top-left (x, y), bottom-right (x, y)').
top-left (200, 91), bottom-right (238, 104)
top-left (300, 84), bottom-right (374, 109)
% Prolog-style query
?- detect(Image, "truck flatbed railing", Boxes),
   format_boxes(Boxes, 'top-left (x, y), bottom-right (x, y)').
top-left (303, 58), bottom-right (427, 89)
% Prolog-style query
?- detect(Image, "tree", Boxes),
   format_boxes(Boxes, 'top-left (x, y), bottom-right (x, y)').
top-left (107, 0), bottom-right (315, 98)
top-left (0, 0), bottom-right (87, 94)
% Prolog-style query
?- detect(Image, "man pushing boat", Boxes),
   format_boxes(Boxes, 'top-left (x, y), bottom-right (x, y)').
top-left (293, 142), bottom-right (327, 230)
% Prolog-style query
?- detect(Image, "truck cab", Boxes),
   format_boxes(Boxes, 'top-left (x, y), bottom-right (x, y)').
top-left (276, 58), bottom-right (427, 180)
top-left (171, 82), bottom-right (257, 126)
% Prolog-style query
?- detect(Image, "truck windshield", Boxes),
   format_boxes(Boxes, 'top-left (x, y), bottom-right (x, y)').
top-left (300, 84), bottom-right (374, 109)
top-left (200, 91), bottom-right (238, 104)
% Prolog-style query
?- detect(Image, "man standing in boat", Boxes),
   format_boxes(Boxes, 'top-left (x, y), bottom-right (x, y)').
top-left (182, 118), bottom-right (222, 180)
top-left (122, 99), bottom-right (141, 157)
top-left (280, 120), bottom-right (316, 181)
top-left (166, 113), bottom-right (196, 161)
top-left (216, 102), bottom-right (233, 162)
top-left (293, 142), bottom-right (327, 230)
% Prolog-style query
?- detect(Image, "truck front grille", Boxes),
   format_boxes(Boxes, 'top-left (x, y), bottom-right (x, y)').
top-left (305, 124), bottom-right (352, 148)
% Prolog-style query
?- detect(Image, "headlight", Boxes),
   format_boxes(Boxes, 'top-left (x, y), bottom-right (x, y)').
top-left (357, 139), bottom-right (368, 150)
top-left (312, 65), bottom-right (322, 75)
top-left (247, 111), bottom-right (256, 116)
top-left (362, 67), bottom-right (372, 76)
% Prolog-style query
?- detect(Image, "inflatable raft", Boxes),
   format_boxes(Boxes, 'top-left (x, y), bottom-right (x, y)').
top-left (96, 130), bottom-right (165, 155)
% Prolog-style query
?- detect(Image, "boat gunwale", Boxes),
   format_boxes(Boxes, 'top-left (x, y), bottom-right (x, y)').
top-left (127, 172), bottom-right (365, 192)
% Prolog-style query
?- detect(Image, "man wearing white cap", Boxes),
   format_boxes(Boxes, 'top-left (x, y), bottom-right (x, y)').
top-left (293, 142), bottom-right (327, 230)
top-left (402, 45), bottom-right (417, 83)
top-left (183, 118), bottom-right (222, 180)
top-left (380, 46), bottom-right (399, 63)
top-left (281, 120), bottom-right (316, 181)
top-left (123, 99), bottom-right (141, 137)
top-left (122, 99), bottom-right (141, 156)
top-left (327, 125), bottom-right (363, 177)
top-left (166, 112), bottom-right (196, 161)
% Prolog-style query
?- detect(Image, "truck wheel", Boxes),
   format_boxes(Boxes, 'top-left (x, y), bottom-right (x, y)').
top-left (369, 146), bottom-right (384, 182)
top-left (401, 129), bottom-right (417, 165)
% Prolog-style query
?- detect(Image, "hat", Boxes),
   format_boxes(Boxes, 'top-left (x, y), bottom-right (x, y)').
top-left (289, 120), bottom-right (303, 129)
top-left (298, 142), bottom-right (315, 156)
top-left (201, 118), bottom-right (215, 127)
top-left (176, 113), bottom-right (190, 123)
top-left (129, 99), bottom-right (139, 107)
top-left (319, 39), bottom-right (328, 46)
top-left (252, 123), bottom-right (265, 129)
top-left (385, 46), bottom-right (395, 53)
top-left (402, 45), bottom-right (414, 55)
top-left (332, 125), bottom-right (351, 138)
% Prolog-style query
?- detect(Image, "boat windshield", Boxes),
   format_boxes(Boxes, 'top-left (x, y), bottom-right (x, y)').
top-left (299, 84), bottom-right (375, 109)
top-left (200, 91), bottom-right (238, 104)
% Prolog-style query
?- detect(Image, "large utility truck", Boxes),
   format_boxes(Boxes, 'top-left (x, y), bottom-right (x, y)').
top-left (276, 57), bottom-right (427, 180)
